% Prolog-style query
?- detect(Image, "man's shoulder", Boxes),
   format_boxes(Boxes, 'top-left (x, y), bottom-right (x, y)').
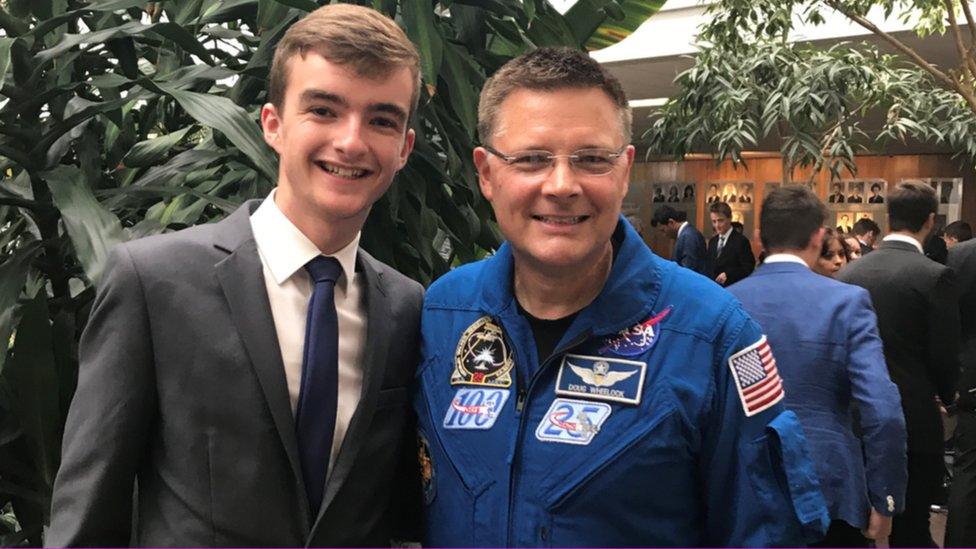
top-left (658, 264), bottom-right (746, 341)
top-left (424, 258), bottom-right (491, 309)
top-left (359, 250), bottom-right (424, 298)
top-left (118, 221), bottom-right (225, 267)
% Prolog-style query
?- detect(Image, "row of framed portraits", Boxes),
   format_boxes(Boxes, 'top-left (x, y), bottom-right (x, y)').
top-left (645, 178), bottom-right (964, 239)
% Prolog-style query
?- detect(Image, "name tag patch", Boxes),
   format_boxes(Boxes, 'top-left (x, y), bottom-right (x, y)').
top-left (555, 354), bottom-right (646, 405)
top-left (442, 387), bottom-right (511, 429)
top-left (535, 398), bottom-right (612, 445)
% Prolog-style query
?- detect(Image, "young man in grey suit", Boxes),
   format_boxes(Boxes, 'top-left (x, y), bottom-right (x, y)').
top-left (47, 5), bottom-right (424, 546)
top-left (837, 181), bottom-right (961, 547)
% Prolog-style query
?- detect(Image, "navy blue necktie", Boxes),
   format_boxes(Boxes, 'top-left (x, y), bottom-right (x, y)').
top-left (296, 255), bottom-right (342, 515)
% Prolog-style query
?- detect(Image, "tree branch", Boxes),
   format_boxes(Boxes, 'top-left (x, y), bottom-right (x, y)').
top-left (960, 0), bottom-right (976, 48)
top-left (826, 0), bottom-right (976, 112)
top-left (943, 0), bottom-right (976, 90)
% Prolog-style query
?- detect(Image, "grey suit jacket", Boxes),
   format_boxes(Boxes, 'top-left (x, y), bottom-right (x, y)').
top-left (47, 201), bottom-right (424, 547)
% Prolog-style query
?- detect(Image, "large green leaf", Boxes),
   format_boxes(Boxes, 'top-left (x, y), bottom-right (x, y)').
top-left (154, 83), bottom-right (278, 181)
top-left (43, 165), bottom-right (128, 285)
top-left (4, 293), bottom-right (61, 489)
top-left (586, 0), bottom-right (666, 50)
top-left (402, 0), bottom-right (443, 96)
top-left (0, 242), bottom-right (41, 376)
top-left (122, 126), bottom-right (195, 168)
top-left (0, 37), bottom-right (14, 92)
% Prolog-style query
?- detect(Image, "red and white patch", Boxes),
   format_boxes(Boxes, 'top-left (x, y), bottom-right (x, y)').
top-left (727, 336), bottom-right (784, 417)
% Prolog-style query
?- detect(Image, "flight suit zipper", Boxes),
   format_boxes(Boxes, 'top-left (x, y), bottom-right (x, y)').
top-left (506, 329), bottom-right (591, 546)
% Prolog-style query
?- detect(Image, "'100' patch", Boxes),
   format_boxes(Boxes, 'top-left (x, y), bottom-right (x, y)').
top-left (443, 388), bottom-right (510, 429)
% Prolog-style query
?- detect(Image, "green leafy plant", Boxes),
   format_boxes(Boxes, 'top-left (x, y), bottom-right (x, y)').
top-left (0, 0), bottom-right (662, 545)
top-left (647, 0), bottom-right (976, 180)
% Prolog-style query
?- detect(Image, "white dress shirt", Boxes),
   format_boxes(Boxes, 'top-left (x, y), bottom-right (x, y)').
top-left (883, 233), bottom-right (924, 253)
top-left (250, 190), bottom-right (366, 473)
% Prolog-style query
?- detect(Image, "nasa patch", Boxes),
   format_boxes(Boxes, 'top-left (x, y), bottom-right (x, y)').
top-left (555, 354), bottom-right (646, 405)
top-left (600, 307), bottom-right (672, 356)
top-left (442, 387), bottom-right (510, 430)
top-left (535, 398), bottom-right (612, 445)
top-left (451, 316), bottom-right (514, 387)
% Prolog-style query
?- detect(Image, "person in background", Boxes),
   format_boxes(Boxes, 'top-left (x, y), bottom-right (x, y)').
top-left (413, 46), bottom-right (829, 547)
top-left (944, 221), bottom-right (973, 249)
top-left (947, 236), bottom-right (976, 547)
top-left (852, 217), bottom-right (880, 256)
top-left (729, 186), bottom-right (906, 548)
top-left (924, 227), bottom-right (948, 264)
top-left (869, 182), bottom-right (885, 204)
top-left (837, 181), bottom-right (961, 547)
top-left (845, 235), bottom-right (863, 262)
top-left (813, 227), bottom-right (849, 278)
top-left (705, 201), bottom-right (755, 287)
top-left (651, 205), bottom-right (707, 274)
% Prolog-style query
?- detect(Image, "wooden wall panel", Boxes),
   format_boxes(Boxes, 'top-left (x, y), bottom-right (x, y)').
top-left (631, 153), bottom-right (976, 259)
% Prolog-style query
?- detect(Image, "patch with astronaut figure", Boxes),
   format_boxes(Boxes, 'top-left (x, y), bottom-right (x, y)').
top-left (442, 387), bottom-right (510, 429)
top-left (535, 398), bottom-right (612, 445)
top-left (600, 307), bottom-right (672, 356)
top-left (451, 316), bottom-right (514, 387)
top-left (555, 354), bottom-right (646, 405)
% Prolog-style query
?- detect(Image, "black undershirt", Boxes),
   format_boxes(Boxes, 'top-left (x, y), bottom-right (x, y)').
top-left (517, 304), bottom-right (578, 367)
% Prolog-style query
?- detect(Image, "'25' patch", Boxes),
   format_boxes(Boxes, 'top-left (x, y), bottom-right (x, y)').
top-left (535, 398), bottom-right (612, 445)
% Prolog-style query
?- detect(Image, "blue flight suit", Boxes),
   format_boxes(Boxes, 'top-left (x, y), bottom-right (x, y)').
top-left (414, 218), bottom-right (829, 547)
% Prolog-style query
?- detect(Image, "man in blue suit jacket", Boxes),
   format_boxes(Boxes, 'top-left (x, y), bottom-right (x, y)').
top-left (651, 205), bottom-right (706, 274)
top-left (729, 186), bottom-right (907, 547)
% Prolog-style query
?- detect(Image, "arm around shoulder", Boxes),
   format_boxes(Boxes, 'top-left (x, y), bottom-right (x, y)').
top-left (47, 244), bottom-right (158, 547)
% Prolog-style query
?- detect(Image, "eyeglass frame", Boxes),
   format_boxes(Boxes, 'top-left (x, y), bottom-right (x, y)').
top-left (481, 144), bottom-right (629, 176)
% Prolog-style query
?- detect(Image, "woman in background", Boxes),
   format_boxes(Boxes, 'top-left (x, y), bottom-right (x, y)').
top-left (814, 227), bottom-right (850, 278)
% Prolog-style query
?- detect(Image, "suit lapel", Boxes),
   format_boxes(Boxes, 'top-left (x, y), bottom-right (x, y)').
top-left (212, 201), bottom-right (311, 529)
top-left (313, 250), bottom-right (392, 530)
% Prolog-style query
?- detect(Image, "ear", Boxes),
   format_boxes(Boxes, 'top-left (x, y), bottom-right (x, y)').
top-left (474, 146), bottom-right (494, 201)
top-left (809, 226), bottom-right (826, 253)
top-left (396, 128), bottom-right (416, 170)
top-left (619, 144), bottom-right (636, 197)
top-left (261, 103), bottom-right (283, 154)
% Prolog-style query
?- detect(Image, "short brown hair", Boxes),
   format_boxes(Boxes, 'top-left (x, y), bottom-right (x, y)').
top-left (761, 186), bottom-right (827, 251)
top-left (477, 47), bottom-right (631, 145)
top-left (268, 4), bottom-right (421, 117)
top-left (888, 181), bottom-right (937, 232)
top-left (708, 201), bottom-right (732, 219)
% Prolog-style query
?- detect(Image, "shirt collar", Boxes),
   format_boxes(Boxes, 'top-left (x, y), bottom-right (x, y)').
top-left (719, 228), bottom-right (733, 240)
top-left (677, 221), bottom-right (688, 238)
top-left (763, 253), bottom-right (809, 267)
top-left (250, 189), bottom-right (360, 286)
top-left (883, 233), bottom-right (923, 253)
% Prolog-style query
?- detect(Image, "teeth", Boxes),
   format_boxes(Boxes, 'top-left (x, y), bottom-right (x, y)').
top-left (535, 215), bottom-right (586, 225)
top-left (318, 161), bottom-right (367, 179)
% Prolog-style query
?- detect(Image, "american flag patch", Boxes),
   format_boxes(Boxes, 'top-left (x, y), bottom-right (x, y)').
top-left (728, 336), bottom-right (784, 417)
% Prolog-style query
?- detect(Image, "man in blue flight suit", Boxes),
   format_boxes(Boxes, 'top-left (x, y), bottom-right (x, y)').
top-left (413, 48), bottom-right (829, 547)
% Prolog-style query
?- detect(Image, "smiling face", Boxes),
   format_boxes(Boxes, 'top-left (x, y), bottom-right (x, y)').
top-left (474, 87), bottom-right (634, 273)
top-left (261, 52), bottom-right (415, 244)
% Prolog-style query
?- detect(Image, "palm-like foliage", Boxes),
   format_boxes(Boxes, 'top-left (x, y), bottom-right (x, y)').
top-left (0, 0), bottom-right (663, 545)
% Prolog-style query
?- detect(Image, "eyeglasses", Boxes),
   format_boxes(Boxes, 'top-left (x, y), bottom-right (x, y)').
top-left (483, 145), bottom-right (626, 177)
